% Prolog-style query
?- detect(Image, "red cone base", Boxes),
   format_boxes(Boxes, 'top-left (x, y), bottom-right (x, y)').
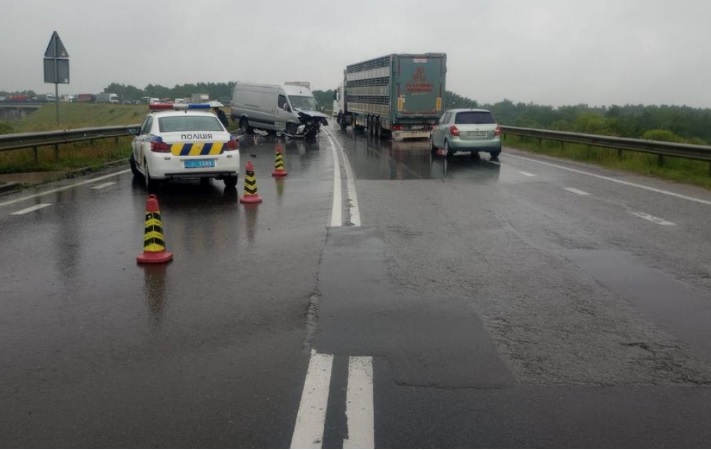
top-left (240, 193), bottom-right (263, 204)
top-left (272, 169), bottom-right (288, 177)
top-left (137, 250), bottom-right (174, 264)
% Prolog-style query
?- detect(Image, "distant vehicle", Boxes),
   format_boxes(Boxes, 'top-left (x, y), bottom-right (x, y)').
top-left (36, 93), bottom-right (56, 102)
top-left (191, 93), bottom-right (209, 103)
top-left (76, 93), bottom-right (96, 103)
top-left (229, 82), bottom-right (328, 139)
top-left (430, 108), bottom-right (501, 160)
top-left (129, 103), bottom-right (240, 190)
top-left (336, 53), bottom-right (447, 141)
top-left (96, 93), bottom-right (119, 104)
top-left (7, 94), bottom-right (29, 102)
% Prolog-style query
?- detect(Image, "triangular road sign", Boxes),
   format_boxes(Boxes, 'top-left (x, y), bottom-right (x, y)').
top-left (44, 31), bottom-right (69, 58)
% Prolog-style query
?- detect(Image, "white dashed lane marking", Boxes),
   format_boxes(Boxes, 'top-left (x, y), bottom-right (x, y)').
top-left (518, 171), bottom-right (536, 177)
top-left (564, 187), bottom-right (591, 196)
top-left (629, 211), bottom-right (675, 226)
top-left (11, 203), bottom-right (52, 215)
top-left (90, 182), bottom-right (116, 190)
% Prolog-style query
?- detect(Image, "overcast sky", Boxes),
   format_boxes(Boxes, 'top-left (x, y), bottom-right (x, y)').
top-left (3, 0), bottom-right (710, 108)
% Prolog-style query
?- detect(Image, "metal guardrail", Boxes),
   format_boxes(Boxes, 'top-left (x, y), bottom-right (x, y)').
top-left (1, 124), bottom-right (710, 174)
top-left (0, 125), bottom-right (139, 152)
top-left (501, 126), bottom-right (711, 174)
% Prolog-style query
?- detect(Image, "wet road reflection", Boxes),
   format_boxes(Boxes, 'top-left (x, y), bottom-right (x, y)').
top-left (339, 132), bottom-right (501, 182)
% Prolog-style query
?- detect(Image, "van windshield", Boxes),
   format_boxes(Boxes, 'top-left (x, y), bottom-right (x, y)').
top-left (288, 95), bottom-right (318, 111)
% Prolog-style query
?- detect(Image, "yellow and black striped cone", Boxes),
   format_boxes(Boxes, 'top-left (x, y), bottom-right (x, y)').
top-left (272, 143), bottom-right (288, 177)
top-left (240, 160), bottom-right (263, 204)
top-left (137, 194), bottom-right (173, 264)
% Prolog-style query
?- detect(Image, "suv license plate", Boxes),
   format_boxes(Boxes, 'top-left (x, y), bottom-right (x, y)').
top-left (185, 159), bottom-right (215, 168)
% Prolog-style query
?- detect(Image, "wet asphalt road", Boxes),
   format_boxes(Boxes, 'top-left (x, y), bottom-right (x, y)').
top-left (1, 123), bottom-right (711, 447)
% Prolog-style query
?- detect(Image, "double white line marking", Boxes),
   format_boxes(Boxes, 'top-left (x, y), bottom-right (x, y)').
top-left (291, 351), bottom-right (374, 449)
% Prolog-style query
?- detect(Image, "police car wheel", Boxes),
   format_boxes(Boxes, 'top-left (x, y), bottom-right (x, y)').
top-left (144, 162), bottom-right (158, 191)
top-left (130, 153), bottom-right (140, 177)
top-left (223, 175), bottom-right (238, 188)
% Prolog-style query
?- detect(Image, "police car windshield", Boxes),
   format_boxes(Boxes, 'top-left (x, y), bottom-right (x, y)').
top-left (158, 116), bottom-right (224, 133)
top-left (288, 95), bottom-right (318, 111)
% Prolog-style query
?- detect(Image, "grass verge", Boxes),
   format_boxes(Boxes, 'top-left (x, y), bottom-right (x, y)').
top-left (503, 135), bottom-right (711, 190)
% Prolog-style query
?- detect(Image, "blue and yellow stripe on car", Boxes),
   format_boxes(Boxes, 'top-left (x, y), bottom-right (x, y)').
top-left (170, 142), bottom-right (225, 156)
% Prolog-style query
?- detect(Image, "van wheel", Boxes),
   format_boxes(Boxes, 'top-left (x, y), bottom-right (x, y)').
top-left (240, 119), bottom-right (253, 135)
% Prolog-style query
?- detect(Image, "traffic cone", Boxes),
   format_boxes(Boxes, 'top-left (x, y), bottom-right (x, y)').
top-left (272, 143), bottom-right (288, 177)
top-left (137, 194), bottom-right (173, 264)
top-left (240, 160), bottom-right (263, 204)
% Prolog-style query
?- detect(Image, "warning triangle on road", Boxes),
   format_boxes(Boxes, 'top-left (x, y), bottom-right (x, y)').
top-left (44, 31), bottom-right (68, 58)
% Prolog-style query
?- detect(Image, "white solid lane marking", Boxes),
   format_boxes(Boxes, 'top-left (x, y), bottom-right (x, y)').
top-left (564, 187), bottom-right (590, 196)
top-left (326, 132), bottom-right (343, 227)
top-left (11, 203), bottom-right (52, 215)
top-left (343, 356), bottom-right (374, 449)
top-left (518, 171), bottom-right (536, 177)
top-left (629, 211), bottom-right (675, 226)
top-left (505, 153), bottom-right (711, 206)
top-left (291, 351), bottom-right (334, 449)
top-left (0, 169), bottom-right (131, 208)
top-left (325, 128), bottom-right (362, 227)
top-left (90, 182), bottom-right (116, 190)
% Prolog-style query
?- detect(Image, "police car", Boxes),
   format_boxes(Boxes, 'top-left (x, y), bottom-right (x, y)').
top-left (129, 103), bottom-right (240, 189)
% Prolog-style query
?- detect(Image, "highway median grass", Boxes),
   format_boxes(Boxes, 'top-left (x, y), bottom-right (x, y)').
top-left (0, 103), bottom-right (140, 174)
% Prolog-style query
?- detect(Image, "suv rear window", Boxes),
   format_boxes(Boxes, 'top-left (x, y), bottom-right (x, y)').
top-left (159, 116), bottom-right (224, 133)
top-left (455, 111), bottom-right (495, 125)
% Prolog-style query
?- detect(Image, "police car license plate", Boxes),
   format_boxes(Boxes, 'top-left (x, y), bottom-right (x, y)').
top-left (184, 159), bottom-right (215, 168)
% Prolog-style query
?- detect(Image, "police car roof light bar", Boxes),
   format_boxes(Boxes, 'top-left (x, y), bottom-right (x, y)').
top-left (149, 103), bottom-right (213, 111)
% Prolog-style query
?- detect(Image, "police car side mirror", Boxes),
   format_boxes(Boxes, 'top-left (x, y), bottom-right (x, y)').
top-left (127, 127), bottom-right (139, 136)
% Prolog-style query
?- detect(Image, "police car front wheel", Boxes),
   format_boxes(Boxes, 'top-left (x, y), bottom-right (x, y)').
top-left (223, 175), bottom-right (238, 188)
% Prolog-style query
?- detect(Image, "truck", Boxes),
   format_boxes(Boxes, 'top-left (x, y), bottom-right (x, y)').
top-left (336, 53), bottom-right (446, 141)
top-left (96, 93), bottom-right (119, 104)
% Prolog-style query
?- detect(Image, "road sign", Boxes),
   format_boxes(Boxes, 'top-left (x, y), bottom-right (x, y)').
top-left (44, 31), bottom-right (69, 58)
top-left (44, 31), bottom-right (69, 84)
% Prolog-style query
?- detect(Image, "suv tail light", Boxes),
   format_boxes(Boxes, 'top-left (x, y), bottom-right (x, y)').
top-left (226, 136), bottom-right (239, 150)
top-left (391, 125), bottom-right (403, 131)
top-left (495, 125), bottom-right (501, 137)
top-left (449, 125), bottom-right (460, 137)
top-left (150, 137), bottom-right (170, 153)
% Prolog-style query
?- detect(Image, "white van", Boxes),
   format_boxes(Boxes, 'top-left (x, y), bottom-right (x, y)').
top-left (230, 82), bottom-right (328, 138)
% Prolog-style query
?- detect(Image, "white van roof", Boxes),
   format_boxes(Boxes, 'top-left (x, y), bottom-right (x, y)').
top-left (283, 84), bottom-right (313, 96)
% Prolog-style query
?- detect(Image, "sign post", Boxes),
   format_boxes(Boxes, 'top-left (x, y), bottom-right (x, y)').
top-left (43, 31), bottom-right (69, 125)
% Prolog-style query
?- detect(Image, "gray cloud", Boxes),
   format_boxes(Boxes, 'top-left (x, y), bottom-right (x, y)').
top-left (3, 0), bottom-right (710, 107)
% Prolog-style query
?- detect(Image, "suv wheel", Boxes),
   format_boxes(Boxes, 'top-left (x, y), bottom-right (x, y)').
top-left (444, 140), bottom-right (455, 157)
